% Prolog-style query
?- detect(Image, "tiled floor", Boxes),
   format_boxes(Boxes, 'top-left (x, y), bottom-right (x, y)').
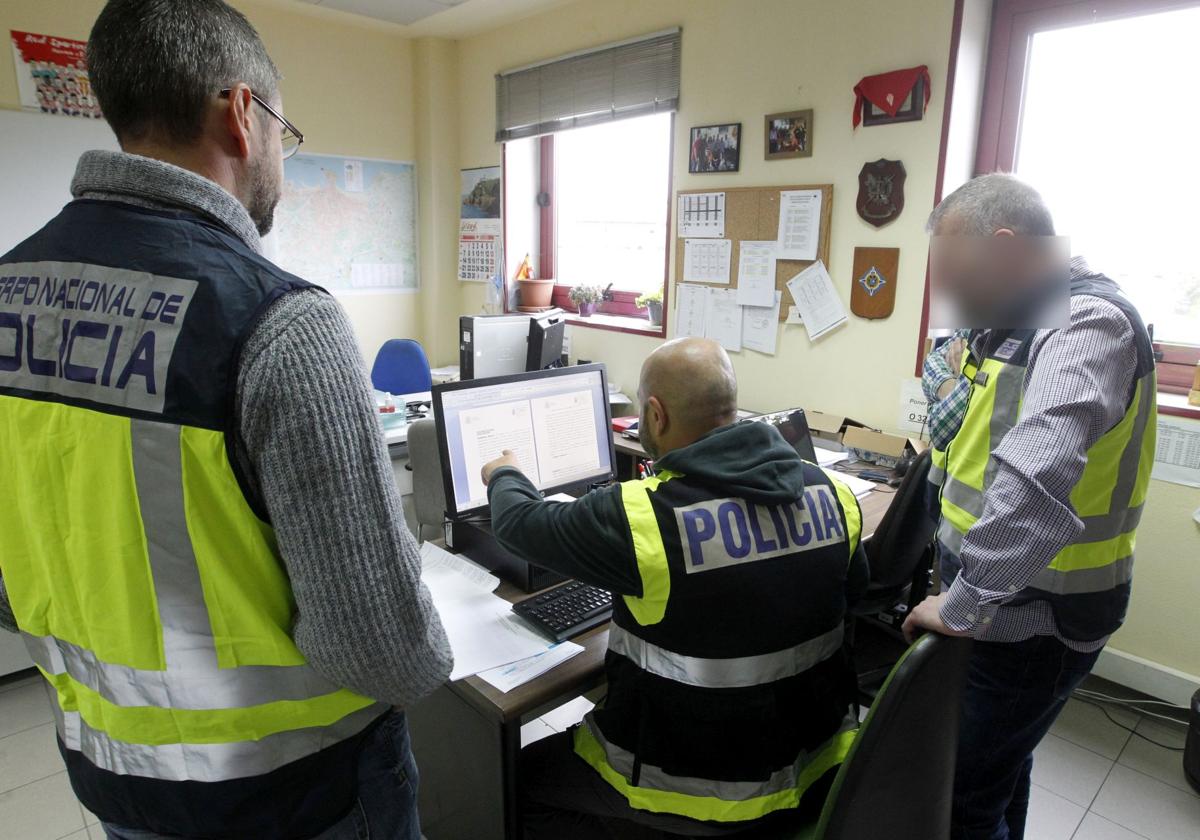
top-left (1, 669), bottom-right (1197, 840)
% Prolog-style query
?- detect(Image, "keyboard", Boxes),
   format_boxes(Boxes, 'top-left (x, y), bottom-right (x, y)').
top-left (513, 580), bottom-right (613, 642)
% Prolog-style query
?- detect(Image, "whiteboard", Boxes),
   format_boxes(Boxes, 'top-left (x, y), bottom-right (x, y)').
top-left (0, 108), bottom-right (119, 255)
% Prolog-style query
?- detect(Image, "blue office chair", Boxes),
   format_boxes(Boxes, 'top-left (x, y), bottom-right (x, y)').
top-left (371, 339), bottom-right (433, 395)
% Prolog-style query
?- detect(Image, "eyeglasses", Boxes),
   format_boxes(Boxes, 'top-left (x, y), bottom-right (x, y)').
top-left (219, 88), bottom-right (304, 159)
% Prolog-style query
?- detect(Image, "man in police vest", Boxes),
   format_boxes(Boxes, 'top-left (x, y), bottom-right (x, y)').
top-left (0, 2), bottom-right (452, 838)
top-left (903, 174), bottom-right (1156, 840)
top-left (481, 338), bottom-right (868, 838)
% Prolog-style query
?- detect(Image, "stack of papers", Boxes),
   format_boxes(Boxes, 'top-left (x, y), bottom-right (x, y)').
top-left (477, 642), bottom-right (584, 693)
top-left (831, 472), bottom-right (877, 498)
top-left (420, 543), bottom-right (556, 682)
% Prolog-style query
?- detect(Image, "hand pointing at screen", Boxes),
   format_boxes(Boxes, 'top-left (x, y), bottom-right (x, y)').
top-left (481, 450), bottom-right (521, 486)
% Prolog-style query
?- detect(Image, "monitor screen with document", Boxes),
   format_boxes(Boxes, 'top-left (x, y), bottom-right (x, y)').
top-left (433, 364), bottom-right (616, 518)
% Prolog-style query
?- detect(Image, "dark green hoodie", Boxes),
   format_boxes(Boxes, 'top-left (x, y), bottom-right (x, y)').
top-left (487, 421), bottom-right (868, 599)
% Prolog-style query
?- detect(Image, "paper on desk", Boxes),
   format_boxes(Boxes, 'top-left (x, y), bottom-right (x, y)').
top-left (705, 288), bottom-right (743, 352)
top-left (442, 594), bottom-right (556, 681)
top-left (742, 291), bottom-right (782, 355)
top-left (736, 241), bottom-right (778, 306)
top-left (476, 641), bottom-right (585, 693)
top-left (786, 260), bottom-right (847, 341)
top-left (814, 447), bottom-right (848, 467)
top-left (831, 472), bottom-right (877, 498)
top-left (683, 238), bottom-right (732, 284)
top-left (776, 189), bottom-right (822, 260)
top-left (419, 543), bottom-right (552, 681)
top-left (420, 542), bottom-right (498, 598)
top-left (675, 283), bottom-right (709, 338)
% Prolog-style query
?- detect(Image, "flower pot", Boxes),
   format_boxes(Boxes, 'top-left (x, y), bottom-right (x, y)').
top-left (518, 278), bottom-right (555, 309)
top-left (645, 300), bottom-right (663, 326)
top-left (577, 301), bottom-right (598, 318)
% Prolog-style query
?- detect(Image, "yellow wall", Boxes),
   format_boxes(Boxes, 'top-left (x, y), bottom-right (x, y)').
top-left (0, 0), bottom-right (421, 361)
top-left (457, 0), bottom-right (953, 413)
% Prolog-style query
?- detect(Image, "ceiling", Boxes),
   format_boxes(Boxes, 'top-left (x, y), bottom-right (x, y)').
top-left (295, 0), bottom-right (575, 37)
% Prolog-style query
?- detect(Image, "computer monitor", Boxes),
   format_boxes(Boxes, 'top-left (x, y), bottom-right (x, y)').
top-left (526, 317), bottom-right (565, 371)
top-left (752, 408), bottom-right (817, 463)
top-left (433, 364), bottom-right (616, 518)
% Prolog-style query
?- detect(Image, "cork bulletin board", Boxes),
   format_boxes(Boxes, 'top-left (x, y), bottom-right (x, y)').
top-left (674, 184), bottom-right (834, 320)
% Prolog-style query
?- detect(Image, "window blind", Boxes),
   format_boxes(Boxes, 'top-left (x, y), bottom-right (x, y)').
top-left (495, 28), bottom-right (681, 142)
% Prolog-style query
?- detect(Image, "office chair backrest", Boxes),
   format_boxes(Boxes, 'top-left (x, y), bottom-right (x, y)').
top-left (371, 339), bottom-right (433, 396)
top-left (813, 634), bottom-right (973, 840)
top-left (864, 448), bottom-right (935, 591)
top-left (407, 419), bottom-right (447, 541)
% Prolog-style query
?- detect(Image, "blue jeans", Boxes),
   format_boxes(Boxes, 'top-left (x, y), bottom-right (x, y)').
top-left (102, 711), bottom-right (421, 840)
top-left (953, 635), bottom-right (1101, 840)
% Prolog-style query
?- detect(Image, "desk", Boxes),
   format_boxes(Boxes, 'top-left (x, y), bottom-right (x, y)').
top-left (409, 478), bottom-right (896, 840)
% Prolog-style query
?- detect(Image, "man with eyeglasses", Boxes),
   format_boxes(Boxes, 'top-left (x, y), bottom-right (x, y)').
top-left (0, 1), bottom-right (450, 838)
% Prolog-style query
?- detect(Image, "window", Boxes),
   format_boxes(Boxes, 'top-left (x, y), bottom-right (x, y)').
top-left (553, 113), bottom-right (672, 297)
top-left (496, 29), bottom-right (680, 335)
top-left (974, 0), bottom-right (1200, 399)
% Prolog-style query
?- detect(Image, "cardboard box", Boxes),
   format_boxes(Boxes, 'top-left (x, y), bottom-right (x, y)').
top-left (806, 411), bottom-right (867, 444)
top-left (842, 426), bottom-right (927, 468)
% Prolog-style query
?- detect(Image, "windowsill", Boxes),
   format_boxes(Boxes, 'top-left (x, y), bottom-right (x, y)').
top-left (565, 311), bottom-right (665, 337)
top-left (1157, 390), bottom-right (1200, 420)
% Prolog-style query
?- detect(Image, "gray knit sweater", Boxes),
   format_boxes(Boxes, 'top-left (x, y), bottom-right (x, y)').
top-left (0, 151), bottom-right (453, 707)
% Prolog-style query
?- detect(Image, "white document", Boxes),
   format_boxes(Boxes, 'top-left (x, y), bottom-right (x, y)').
top-left (683, 238), bottom-right (732, 284)
top-left (675, 283), bottom-right (710, 338)
top-left (897, 378), bottom-right (932, 437)
top-left (831, 472), bottom-right (877, 498)
top-left (531, 390), bottom-right (601, 485)
top-left (1152, 415), bottom-right (1200, 488)
top-left (420, 542), bottom-right (499, 600)
top-left (476, 642), bottom-right (585, 693)
top-left (678, 192), bottom-right (726, 238)
top-left (418, 543), bottom-right (552, 681)
top-left (742, 291), bottom-right (782, 355)
top-left (705, 288), bottom-right (743, 352)
top-left (735, 241), bottom-right (778, 306)
top-left (785, 260), bottom-right (847, 341)
top-left (776, 189), bottom-right (823, 260)
top-left (814, 447), bottom-right (848, 467)
top-left (458, 401), bottom-right (543, 507)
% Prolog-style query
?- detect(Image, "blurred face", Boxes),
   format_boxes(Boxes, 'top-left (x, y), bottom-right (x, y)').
top-left (928, 219), bottom-right (1070, 330)
top-left (243, 95), bottom-right (285, 236)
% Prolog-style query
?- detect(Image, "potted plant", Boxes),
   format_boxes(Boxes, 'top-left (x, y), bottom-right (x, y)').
top-left (569, 283), bottom-right (604, 317)
top-left (636, 288), bottom-right (664, 326)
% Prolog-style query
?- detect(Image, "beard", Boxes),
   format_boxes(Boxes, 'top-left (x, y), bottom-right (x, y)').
top-left (245, 151), bottom-right (282, 237)
top-left (639, 415), bottom-right (659, 460)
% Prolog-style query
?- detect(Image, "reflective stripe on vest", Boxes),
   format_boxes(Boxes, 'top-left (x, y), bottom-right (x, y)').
top-left (619, 470), bottom-right (680, 626)
top-left (573, 711), bottom-right (857, 823)
top-left (608, 623), bottom-right (845, 690)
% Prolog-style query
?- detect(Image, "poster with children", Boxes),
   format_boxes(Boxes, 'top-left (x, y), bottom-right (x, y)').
top-left (10, 30), bottom-right (103, 120)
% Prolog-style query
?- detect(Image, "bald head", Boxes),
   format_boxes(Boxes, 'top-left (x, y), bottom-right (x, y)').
top-left (637, 338), bottom-right (737, 458)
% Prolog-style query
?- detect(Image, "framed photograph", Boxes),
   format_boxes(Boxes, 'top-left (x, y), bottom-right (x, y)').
top-left (688, 123), bottom-right (741, 173)
top-left (765, 109), bottom-right (813, 160)
top-left (861, 76), bottom-right (926, 125)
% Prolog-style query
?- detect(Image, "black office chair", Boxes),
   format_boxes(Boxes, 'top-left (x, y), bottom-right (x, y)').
top-left (853, 448), bottom-right (936, 617)
top-left (716, 634), bottom-right (971, 840)
top-left (789, 634), bottom-right (974, 840)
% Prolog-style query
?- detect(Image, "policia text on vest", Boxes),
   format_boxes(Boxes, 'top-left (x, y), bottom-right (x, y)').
top-left (0, 263), bottom-right (193, 414)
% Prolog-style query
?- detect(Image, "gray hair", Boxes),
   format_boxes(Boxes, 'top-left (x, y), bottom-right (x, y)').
top-left (88, 0), bottom-right (281, 145)
top-left (927, 173), bottom-right (1056, 236)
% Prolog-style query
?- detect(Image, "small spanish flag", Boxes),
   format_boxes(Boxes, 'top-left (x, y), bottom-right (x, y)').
top-left (514, 253), bottom-right (533, 281)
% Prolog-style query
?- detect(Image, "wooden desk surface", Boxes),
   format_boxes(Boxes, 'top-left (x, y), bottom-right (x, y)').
top-left (449, 475), bottom-right (896, 725)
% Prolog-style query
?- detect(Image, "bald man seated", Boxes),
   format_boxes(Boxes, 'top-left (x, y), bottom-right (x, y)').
top-left (481, 338), bottom-right (869, 839)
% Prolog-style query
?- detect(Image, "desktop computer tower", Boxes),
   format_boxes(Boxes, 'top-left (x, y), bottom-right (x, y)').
top-left (448, 518), bottom-right (566, 593)
top-left (459, 314), bottom-right (534, 380)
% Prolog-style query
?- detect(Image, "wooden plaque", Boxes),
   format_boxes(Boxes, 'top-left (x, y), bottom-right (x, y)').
top-left (850, 247), bottom-right (898, 319)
